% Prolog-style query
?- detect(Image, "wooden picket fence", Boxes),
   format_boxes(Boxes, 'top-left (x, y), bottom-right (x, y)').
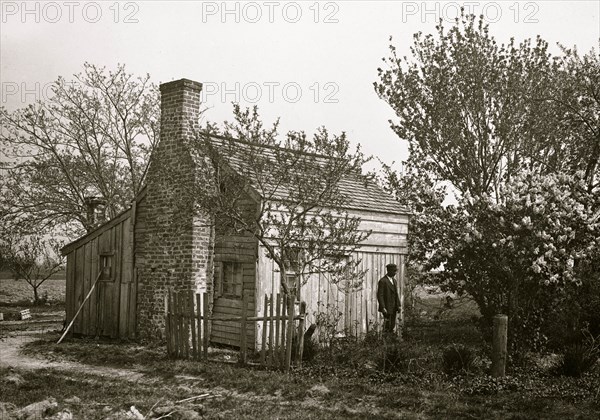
top-left (164, 290), bottom-right (307, 371)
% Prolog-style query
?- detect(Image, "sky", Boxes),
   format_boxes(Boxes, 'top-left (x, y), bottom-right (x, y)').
top-left (1, 0), bottom-right (599, 171)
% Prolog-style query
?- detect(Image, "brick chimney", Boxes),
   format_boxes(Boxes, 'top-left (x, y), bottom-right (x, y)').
top-left (137, 79), bottom-right (214, 339)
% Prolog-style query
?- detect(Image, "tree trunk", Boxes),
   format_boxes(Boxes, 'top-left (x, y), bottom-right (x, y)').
top-left (33, 285), bottom-right (39, 305)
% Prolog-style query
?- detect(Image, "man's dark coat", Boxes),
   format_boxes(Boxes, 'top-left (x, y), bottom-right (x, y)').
top-left (377, 275), bottom-right (400, 316)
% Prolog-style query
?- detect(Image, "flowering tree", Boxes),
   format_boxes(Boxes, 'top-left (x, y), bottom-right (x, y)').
top-left (431, 171), bottom-right (600, 350)
top-left (375, 12), bottom-right (600, 351)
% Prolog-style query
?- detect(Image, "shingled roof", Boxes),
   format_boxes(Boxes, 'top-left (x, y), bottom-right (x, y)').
top-left (202, 134), bottom-right (408, 215)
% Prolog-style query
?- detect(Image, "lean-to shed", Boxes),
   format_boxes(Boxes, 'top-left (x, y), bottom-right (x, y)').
top-left (62, 78), bottom-right (409, 347)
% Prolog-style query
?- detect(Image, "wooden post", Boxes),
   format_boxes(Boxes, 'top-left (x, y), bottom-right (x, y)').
top-left (182, 292), bottom-right (190, 359)
top-left (203, 293), bottom-right (209, 360)
top-left (275, 293), bottom-right (281, 367)
top-left (196, 293), bottom-right (202, 360)
top-left (165, 294), bottom-right (171, 356)
top-left (168, 290), bottom-right (175, 358)
top-left (261, 294), bottom-right (268, 365)
top-left (281, 293), bottom-right (287, 365)
top-left (285, 294), bottom-right (294, 373)
top-left (268, 293), bottom-right (274, 367)
top-left (398, 254), bottom-right (405, 340)
top-left (189, 290), bottom-right (197, 360)
top-left (240, 293), bottom-right (248, 365)
top-left (173, 291), bottom-right (180, 358)
top-left (491, 314), bottom-right (508, 377)
top-left (297, 301), bottom-right (306, 368)
top-left (365, 297), bottom-right (369, 335)
top-left (176, 292), bottom-right (183, 358)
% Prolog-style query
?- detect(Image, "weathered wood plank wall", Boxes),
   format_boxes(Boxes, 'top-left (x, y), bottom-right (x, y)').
top-left (255, 209), bottom-right (408, 347)
top-left (63, 207), bottom-right (137, 339)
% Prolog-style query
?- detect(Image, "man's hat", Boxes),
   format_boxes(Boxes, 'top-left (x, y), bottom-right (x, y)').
top-left (386, 263), bottom-right (397, 271)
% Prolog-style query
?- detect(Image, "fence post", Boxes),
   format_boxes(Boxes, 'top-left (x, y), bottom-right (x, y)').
top-left (165, 293), bottom-right (171, 356)
top-left (189, 290), bottom-right (197, 360)
top-left (275, 293), bottom-right (281, 368)
top-left (297, 301), bottom-right (306, 368)
top-left (268, 293), bottom-right (274, 367)
top-left (261, 294), bottom-right (268, 365)
top-left (170, 290), bottom-right (176, 358)
top-left (182, 292), bottom-right (190, 359)
top-left (285, 294), bottom-right (294, 373)
top-left (491, 314), bottom-right (508, 377)
top-left (196, 293), bottom-right (202, 360)
top-left (203, 293), bottom-right (209, 360)
top-left (240, 293), bottom-right (248, 365)
top-left (174, 290), bottom-right (181, 358)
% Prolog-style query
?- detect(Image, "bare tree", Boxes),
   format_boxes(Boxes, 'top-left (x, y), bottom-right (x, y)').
top-left (0, 63), bottom-right (159, 237)
top-left (158, 105), bottom-right (372, 295)
top-left (0, 234), bottom-right (65, 304)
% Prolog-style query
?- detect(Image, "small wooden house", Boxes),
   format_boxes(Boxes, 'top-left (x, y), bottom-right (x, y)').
top-left (62, 78), bottom-right (409, 347)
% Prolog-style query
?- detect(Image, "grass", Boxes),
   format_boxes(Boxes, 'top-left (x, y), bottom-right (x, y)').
top-left (2, 287), bottom-right (599, 418)
top-left (0, 277), bottom-right (65, 306)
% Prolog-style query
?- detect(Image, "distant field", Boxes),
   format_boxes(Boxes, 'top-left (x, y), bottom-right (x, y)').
top-left (0, 270), bottom-right (65, 280)
top-left (0, 278), bottom-right (66, 304)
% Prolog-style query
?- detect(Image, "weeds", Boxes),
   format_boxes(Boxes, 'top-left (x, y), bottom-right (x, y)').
top-left (442, 344), bottom-right (475, 376)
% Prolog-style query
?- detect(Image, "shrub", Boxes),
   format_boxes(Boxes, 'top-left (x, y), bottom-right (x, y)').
top-left (553, 328), bottom-right (599, 377)
top-left (442, 344), bottom-right (475, 375)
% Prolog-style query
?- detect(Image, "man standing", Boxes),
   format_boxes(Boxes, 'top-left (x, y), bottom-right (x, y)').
top-left (377, 263), bottom-right (401, 333)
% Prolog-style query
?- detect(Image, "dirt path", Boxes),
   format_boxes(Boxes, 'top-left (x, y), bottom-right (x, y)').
top-left (0, 330), bottom-right (151, 383)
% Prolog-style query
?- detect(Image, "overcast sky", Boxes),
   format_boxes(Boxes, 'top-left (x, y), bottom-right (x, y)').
top-left (1, 1), bottom-right (599, 170)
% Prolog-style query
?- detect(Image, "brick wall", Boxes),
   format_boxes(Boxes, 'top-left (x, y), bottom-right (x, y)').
top-left (137, 79), bottom-right (214, 338)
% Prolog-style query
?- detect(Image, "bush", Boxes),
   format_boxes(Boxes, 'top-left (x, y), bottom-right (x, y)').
top-left (554, 345), bottom-right (599, 377)
top-left (442, 344), bottom-right (475, 375)
top-left (553, 328), bottom-right (599, 377)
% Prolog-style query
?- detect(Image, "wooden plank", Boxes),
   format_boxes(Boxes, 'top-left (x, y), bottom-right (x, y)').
top-left (203, 293), bottom-right (209, 360)
top-left (119, 283), bottom-right (130, 337)
top-left (183, 292), bottom-right (190, 359)
top-left (196, 293), bottom-right (202, 360)
top-left (274, 293), bottom-right (281, 367)
top-left (65, 251), bottom-right (75, 329)
top-left (89, 238), bottom-right (98, 337)
top-left (170, 290), bottom-right (176, 357)
top-left (297, 301), bottom-right (306, 368)
top-left (285, 295), bottom-right (294, 372)
top-left (399, 254), bottom-right (405, 334)
top-left (261, 294), bottom-right (268, 364)
top-left (74, 246), bottom-right (85, 334)
top-left (189, 290), bottom-right (197, 359)
top-left (281, 292), bottom-right (286, 365)
top-left (212, 305), bottom-right (243, 316)
top-left (165, 293), bottom-right (171, 356)
top-left (213, 299), bottom-right (244, 310)
top-left (268, 293), bottom-right (274, 367)
top-left (82, 242), bottom-right (91, 335)
top-left (240, 294), bottom-right (248, 363)
top-left (113, 222), bottom-right (122, 337)
top-left (128, 273), bottom-right (137, 339)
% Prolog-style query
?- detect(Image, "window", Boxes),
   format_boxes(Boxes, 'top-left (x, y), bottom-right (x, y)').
top-left (99, 252), bottom-right (114, 281)
top-left (220, 261), bottom-right (243, 298)
top-left (285, 273), bottom-right (301, 302)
